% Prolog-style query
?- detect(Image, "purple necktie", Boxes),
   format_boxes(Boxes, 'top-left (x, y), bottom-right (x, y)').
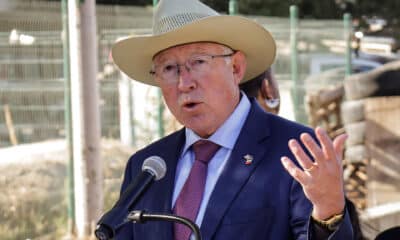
top-left (173, 140), bottom-right (221, 240)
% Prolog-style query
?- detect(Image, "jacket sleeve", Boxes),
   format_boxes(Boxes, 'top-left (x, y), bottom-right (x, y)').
top-left (288, 165), bottom-right (354, 240)
top-left (307, 206), bottom-right (354, 239)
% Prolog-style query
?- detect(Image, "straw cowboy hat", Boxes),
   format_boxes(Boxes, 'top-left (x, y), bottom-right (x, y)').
top-left (112, 0), bottom-right (276, 86)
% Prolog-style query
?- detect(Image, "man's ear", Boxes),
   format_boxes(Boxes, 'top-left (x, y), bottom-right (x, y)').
top-left (231, 51), bottom-right (247, 84)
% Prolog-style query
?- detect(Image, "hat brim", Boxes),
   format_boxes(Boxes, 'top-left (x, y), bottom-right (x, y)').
top-left (111, 15), bottom-right (276, 86)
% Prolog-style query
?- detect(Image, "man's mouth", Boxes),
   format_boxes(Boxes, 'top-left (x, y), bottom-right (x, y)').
top-left (185, 102), bottom-right (197, 108)
top-left (183, 101), bottom-right (200, 110)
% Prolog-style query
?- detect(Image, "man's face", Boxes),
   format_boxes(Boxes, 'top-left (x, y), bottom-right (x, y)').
top-left (152, 42), bottom-right (246, 138)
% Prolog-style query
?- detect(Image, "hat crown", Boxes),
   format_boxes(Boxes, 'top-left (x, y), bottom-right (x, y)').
top-left (153, 0), bottom-right (219, 35)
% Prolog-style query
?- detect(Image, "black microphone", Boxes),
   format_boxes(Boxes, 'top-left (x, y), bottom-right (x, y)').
top-left (95, 156), bottom-right (167, 240)
top-left (127, 210), bottom-right (202, 240)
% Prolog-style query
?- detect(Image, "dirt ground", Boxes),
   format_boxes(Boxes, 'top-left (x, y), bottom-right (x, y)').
top-left (0, 139), bottom-right (135, 240)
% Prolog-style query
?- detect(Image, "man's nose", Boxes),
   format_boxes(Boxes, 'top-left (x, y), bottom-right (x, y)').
top-left (176, 64), bottom-right (191, 76)
top-left (177, 65), bottom-right (195, 91)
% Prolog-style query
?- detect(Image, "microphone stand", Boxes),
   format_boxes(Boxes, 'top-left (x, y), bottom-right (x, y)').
top-left (127, 210), bottom-right (202, 240)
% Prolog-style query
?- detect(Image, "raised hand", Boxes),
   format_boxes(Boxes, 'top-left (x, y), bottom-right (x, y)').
top-left (281, 127), bottom-right (348, 220)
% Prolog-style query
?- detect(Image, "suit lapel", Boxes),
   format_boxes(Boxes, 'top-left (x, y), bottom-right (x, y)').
top-left (200, 101), bottom-right (271, 239)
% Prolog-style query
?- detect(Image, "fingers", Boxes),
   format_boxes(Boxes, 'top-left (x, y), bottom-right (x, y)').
top-left (300, 133), bottom-right (325, 165)
top-left (281, 157), bottom-right (307, 184)
top-left (289, 128), bottom-right (331, 168)
top-left (315, 127), bottom-right (348, 165)
top-left (282, 127), bottom-right (347, 182)
top-left (333, 133), bottom-right (348, 161)
top-left (315, 127), bottom-right (336, 159)
top-left (288, 139), bottom-right (315, 171)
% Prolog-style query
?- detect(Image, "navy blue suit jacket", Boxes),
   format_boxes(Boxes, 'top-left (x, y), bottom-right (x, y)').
top-left (114, 100), bottom-right (353, 239)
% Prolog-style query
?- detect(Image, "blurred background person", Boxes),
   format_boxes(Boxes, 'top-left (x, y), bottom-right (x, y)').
top-left (240, 68), bottom-right (280, 114)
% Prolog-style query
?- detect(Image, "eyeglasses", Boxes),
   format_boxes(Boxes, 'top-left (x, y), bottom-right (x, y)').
top-left (150, 52), bottom-right (236, 84)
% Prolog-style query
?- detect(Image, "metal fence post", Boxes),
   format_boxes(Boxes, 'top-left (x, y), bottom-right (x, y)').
top-left (229, 0), bottom-right (238, 15)
top-left (61, 0), bottom-right (75, 235)
top-left (290, 5), bottom-right (300, 122)
top-left (153, 0), bottom-right (165, 138)
top-left (119, 73), bottom-right (135, 146)
top-left (157, 90), bottom-right (165, 138)
top-left (344, 13), bottom-right (352, 77)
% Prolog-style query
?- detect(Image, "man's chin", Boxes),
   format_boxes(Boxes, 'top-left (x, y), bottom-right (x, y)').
top-left (185, 121), bottom-right (214, 138)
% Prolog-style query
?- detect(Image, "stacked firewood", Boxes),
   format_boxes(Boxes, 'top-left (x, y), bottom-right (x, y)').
top-left (305, 84), bottom-right (367, 209)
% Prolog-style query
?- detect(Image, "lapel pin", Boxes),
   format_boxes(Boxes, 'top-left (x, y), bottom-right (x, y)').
top-left (243, 154), bottom-right (254, 165)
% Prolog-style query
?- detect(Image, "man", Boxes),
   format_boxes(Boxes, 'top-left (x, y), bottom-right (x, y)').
top-left (110, 0), bottom-right (353, 239)
top-left (239, 68), bottom-right (280, 114)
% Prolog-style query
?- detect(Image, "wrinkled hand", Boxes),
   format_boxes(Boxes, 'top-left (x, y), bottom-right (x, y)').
top-left (281, 127), bottom-right (348, 220)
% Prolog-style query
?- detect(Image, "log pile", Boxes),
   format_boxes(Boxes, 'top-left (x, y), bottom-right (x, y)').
top-left (306, 84), bottom-right (367, 209)
top-left (343, 60), bottom-right (400, 209)
top-left (307, 60), bottom-right (400, 211)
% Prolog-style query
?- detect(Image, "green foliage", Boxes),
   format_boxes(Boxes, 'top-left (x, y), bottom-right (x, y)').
top-left (239, 0), bottom-right (291, 16)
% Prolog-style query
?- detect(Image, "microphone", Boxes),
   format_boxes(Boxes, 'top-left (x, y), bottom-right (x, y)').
top-left (95, 156), bottom-right (167, 240)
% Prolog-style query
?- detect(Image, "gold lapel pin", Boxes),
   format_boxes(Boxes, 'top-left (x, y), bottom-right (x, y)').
top-left (243, 154), bottom-right (254, 165)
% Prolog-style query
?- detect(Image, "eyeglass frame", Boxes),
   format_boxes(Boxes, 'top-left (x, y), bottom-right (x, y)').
top-left (149, 51), bottom-right (237, 83)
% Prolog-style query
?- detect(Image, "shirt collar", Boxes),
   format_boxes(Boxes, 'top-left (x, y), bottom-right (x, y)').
top-left (183, 92), bottom-right (251, 154)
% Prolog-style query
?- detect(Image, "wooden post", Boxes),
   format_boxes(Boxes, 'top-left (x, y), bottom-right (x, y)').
top-left (3, 104), bottom-right (18, 145)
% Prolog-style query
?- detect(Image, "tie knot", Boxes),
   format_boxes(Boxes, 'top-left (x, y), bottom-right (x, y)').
top-left (192, 140), bottom-right (220, 164)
